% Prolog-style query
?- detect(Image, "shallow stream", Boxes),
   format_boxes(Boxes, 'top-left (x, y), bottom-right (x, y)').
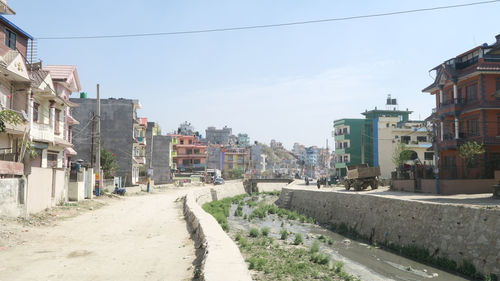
top-left (227, 195), bottom-right (468, 281)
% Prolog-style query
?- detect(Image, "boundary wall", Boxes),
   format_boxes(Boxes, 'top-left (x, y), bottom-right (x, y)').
top-left (278, 187), bottom-right (500, 275)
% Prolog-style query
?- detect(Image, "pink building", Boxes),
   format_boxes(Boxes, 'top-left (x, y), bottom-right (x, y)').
top-left (169, 135), bottom-right (207, 172)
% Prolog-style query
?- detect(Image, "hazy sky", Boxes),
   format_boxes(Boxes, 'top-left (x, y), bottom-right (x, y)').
top-left (9, 0), bottom-right (500, 149)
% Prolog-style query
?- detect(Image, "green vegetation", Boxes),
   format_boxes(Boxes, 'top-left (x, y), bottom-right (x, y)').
top-left (310, 241), bottom-right (320, 254)
top-left (458, 141), bottom-right (485, 168)
top-left (280, 228), bottom-right (289, 240)
top-left (249, 227), bottom-right (260, 238)
top-left (261, 227), bottom-right (270, 237)
top-left (234, 205), bottom-right (243, 217)
top-left (0, 110), bottom-right (21, 133)
top-left (327, 238), bottom-right (334, 245)
top-left (100, 148), bottom-right (119, 178)
top-left (239, 235), bottom-right (358, 281)
top-left (293, 233), bottom-right (303, 245)
top-left (231, 167), bottom-right (244, 179)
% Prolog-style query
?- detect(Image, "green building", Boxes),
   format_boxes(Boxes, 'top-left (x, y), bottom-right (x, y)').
top-left (333, 119), bottom-right (365, 177)
top-left (361, 108), bottom-right (411, 167)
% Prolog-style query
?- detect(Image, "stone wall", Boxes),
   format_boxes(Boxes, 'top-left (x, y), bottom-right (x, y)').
top-left (392, 179), bottom-right (496, 194)
top-left (278, 187), bottom-right (500, 275)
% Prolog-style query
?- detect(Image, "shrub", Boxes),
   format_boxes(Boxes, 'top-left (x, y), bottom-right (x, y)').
top-left (294, 233), bottom-right (303, 245)
top-left (280, 229), bottom-right (289, 240)
top-left (261, 227), bottom-right (270, 236)
top-left (234, 205), bottom-right (243, 217)
top-left (457, 260), bottom-right (476, 277)
top-left (327, 238), bottom-right (333, 245)
top-left (310, 252), bottom-right (330, 265)
top-left (239, 237), bottom-right (248, 248)
top-left (249, 227), bottom-right (259, 238)
top-left (310, 241), bottom-right (320, 253)
top-left (235, 232), bottom-right (242, 241)
top-left (247, 256), bottom-right (266, 271)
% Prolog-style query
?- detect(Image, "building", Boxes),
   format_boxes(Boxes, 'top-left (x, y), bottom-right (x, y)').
top-left (237, 133), bottom-right (250, 147)
top-left (177, 121), bottom-right (195, 136)
top-left (169, 134), bottom-right (207, 173)
top-left (333, 119), bottom-right (365, 177)
top-left (374, 117), bottom-right (433, 179)
top-left (70, 97), bottom-right (146, 185)
top-left (423, 34), bottom-right (500, 180)
top-left (43, 65), bottom-right (81, 168)
top-left (151, 135), bottom-right (174, 184)
top-left (206, 126), bottom-right (232, 145)
top-left (145, 121), bottom-right (160, 171)
top-left (222, 147), bottom-right (249, 178)
top-left (207, 144), bottom-right (223, 170)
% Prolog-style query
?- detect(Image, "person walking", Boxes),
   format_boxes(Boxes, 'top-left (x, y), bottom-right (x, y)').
top-left (147, 176), bottom-right (151, 192)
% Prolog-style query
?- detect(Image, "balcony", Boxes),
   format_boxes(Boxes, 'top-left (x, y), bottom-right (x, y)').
top-left (133, 156), bottom-right (146, 165)
top-left (134, 136), bottom-right (146, 146)
top-left (31, 123), bottom-right (54, 143)
top-left (171, 151), bottom-right (177, 157)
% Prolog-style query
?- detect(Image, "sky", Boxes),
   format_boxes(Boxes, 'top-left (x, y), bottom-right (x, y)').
top-left (8, 0), bottom-right (500, 149)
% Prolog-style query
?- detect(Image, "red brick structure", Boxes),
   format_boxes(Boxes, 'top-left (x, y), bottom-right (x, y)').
top-left (423, 34), bottom-right (500, 179)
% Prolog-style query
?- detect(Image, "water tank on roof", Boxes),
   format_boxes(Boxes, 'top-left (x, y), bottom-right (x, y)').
top-left (80, 92), bottom-right (87, 98)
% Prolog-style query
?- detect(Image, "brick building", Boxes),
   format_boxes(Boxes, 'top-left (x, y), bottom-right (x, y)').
top-left (423, 34), bottom-right (500, 179)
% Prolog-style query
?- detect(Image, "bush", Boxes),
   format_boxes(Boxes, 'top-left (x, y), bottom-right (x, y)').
top-left (261, 227), bottom-right (270, 236)
top-left (280, 228), bottom-right (289, 240)
top-left (294, 233), bottom-right (303, 245)
top-left (249, 227), bottom-right (259, 238)
top-left (247, 256), bottom-right (266, 271)
top-left (327, 238), bottom-right (333, 245)
top-left (234, 205), bottom-right (243, 217)
top-left (238, 237), bottom-right (248, 248)
top-left (310, 241), bottom-right (320, 253)
top-left (310, 252), bottom-right (330, 265)
top-left (235, 232), bottom-right (242, 241)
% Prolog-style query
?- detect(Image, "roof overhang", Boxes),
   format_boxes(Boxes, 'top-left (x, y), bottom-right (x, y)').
top-left (0, 1), bottom-right (15, 15)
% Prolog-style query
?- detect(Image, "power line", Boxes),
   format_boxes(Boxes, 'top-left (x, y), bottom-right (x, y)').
top-left (36, 0), bottom-right (500, 40)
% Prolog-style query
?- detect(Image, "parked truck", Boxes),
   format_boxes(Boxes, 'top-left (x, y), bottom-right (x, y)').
top-left (344, 164), bottom-right (380, 191)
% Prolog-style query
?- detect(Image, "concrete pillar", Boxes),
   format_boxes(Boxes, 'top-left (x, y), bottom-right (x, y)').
top-left (440, 121), bottom-right (444, 141)
top-left (455, 118), bottom-right (459, 139)
top-left (27, 89), bottom-right (33, 140)
top-left (453, 83), bottom-right (458, 103)
top-left (439, 89), bottom-right (443, 105)
top-left (49, 100), bottom-right (55, 134)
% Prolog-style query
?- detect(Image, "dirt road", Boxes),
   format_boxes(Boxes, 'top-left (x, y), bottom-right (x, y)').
top-left (0, 188), bottom-right (197, 281)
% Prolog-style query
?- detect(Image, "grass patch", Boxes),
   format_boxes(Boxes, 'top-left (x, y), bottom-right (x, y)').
top-left (202, 194), bottom-right (248, 232)
top-left (280, 228), bottom-right (289, 240)
top-left (261, 227), bottom-right (270, 237)
top-left (294, 233), bottom-right (303, 245)
top-left (249, 227), bottom-right (260, 238)
top-left (239, 236), bottom-right (358, 281)
top-left (310, 241), bottom-right (320, 253)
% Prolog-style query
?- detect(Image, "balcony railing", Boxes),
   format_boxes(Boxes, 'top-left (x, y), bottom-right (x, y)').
top-left (31, 123), bottom-right (54, 142)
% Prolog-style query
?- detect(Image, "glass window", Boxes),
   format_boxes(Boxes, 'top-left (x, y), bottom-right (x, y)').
top-left (5, 29), bottom-right (16, 50)
top-left (33, 103), bottom-right (39, 122)
top-left (466, 84), bottom-right (477, 102)
top-left (467, 119), bottom-right (479, 136)
top-left (47, 152), bottom-right (58, 168)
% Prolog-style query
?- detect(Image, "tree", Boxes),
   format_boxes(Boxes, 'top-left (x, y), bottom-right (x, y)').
top-left (458, 141), bottom-right (485, 168)
top-left (100, 148), bottom-right (119, 178)
top-left (392, 142), bottom-right (413, 169)
top-left (0, 110), bottom-right (21, 132)
top-left (231, 167), bottom-right (244, 179)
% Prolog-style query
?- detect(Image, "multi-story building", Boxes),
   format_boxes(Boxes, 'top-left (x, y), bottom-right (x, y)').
top-left (177, 121), bottom-right (195, 136)
top-left (206, 126), bottom-right (232, 145)
top-left (42, 65), bottom-right (81, 168)
top-left (222, 147), bottom-right (248, 178)
top-left (423, 34), bottom-right (500, 179)
top-left (169, 134), bottom-right (207, 172)
top-left (207, 144), bottom-right (223, 170)
top-left (151, 135), bottom-right (174, 184)
top-left (70, 97), bottom-right (146, 185)
top-left (333, 119), bottom-right (365, 177)
top-left (145, 121), bottom-right (160, 171)
top-left (237, 133), bottom-right (250, 147)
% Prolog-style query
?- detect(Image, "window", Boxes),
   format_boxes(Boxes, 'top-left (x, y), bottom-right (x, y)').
top-left (401, 136), bottom-right (411, 144)
top-left (194, 149), bottom-right (200, 154)
top-left (227, 155), bottom-right (233, 161)
top-left (228, 163), bottom-right (233, 169)
top-left (180, 140), bottom-right (184, 144)
top-left (5, 29), bottom-right (16, 50)
top-left (467, 119), bottom-right (479, 136)
top-left (33, 103), bottom-right (39, 122)
top-left (186, 149), bottom-right (192, 155)
top-left (193, 159), bottom-right (200, 164)
top-left (424, 152), bottom-right (434, 160)
top-left (417, 136), bottom-right (427, 142)
top-left (182, 159), bottom-right (189, 165)
top-left (466, 84), bottom-right (477, 102)
top-left (497, 117), bottom-right (500, 136)
top-left (54, 109), bottom-right (61, 135)
top-left (188, 140), bottom-right (193, 144)
top-left (47, 151), bottom-right (58, 168)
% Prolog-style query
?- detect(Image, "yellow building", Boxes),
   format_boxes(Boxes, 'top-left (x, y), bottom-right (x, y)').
top-left (222, 148), bottom-right (249, 179)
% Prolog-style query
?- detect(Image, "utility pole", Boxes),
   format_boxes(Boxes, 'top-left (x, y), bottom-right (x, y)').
top-left (96, 84), bottom-right (101, 196)
top-left (361, 126), bottom-right (365, 164)
top-left (90, 112), bottom-right (95, 168)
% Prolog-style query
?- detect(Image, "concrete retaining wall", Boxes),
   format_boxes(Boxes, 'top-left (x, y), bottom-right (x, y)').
top-left (183, 184), bottom-right (252, 281)
top-left (278, 187), bottom-right (500, 275)
top-left (392, 179), bottom-right (496, 195)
